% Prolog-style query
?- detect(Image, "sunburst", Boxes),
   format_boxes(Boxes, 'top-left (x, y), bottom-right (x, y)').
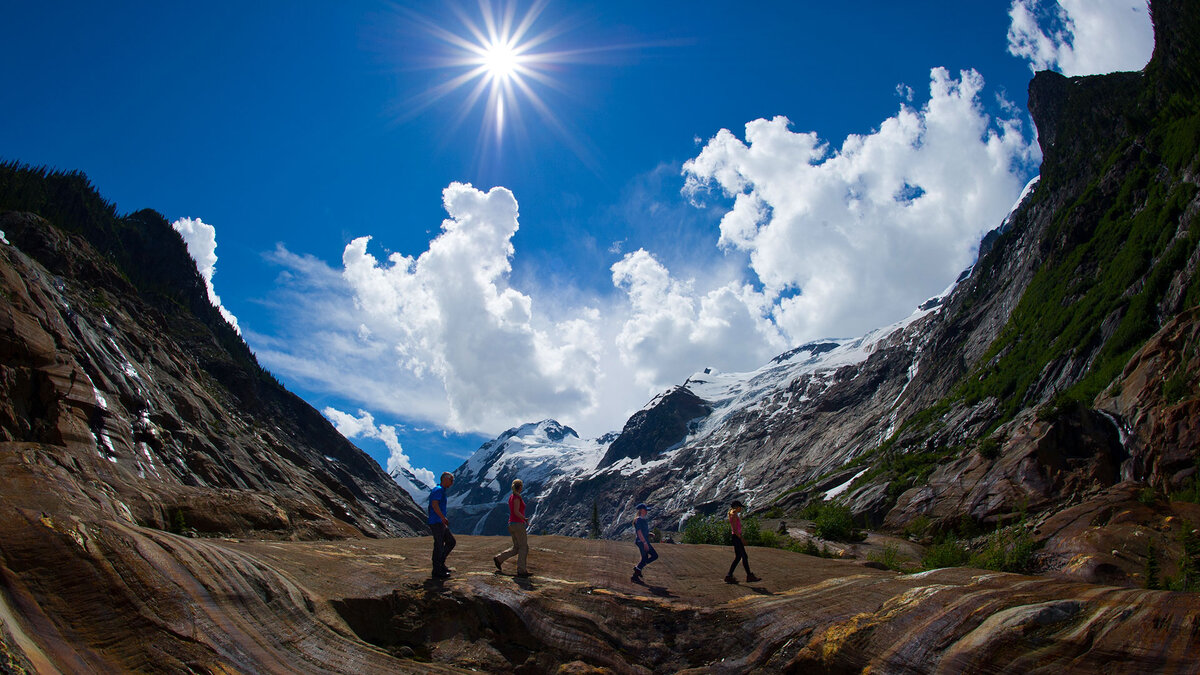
top-left (402, 0), bottom-right (573, 148)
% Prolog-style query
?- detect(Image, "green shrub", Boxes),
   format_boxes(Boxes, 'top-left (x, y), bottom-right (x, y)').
top-left (681, 514), bottom-right (782, 548)
top-left (740, 516), bottom-right (763, 546)
top-left (813, 504), bottom-right (865, 542)
top-left (1137, 486), bottom-right (1158, 506)
top-left (1165, 520), bottom-right (1200, 592)
top-left (968, 526), bottom-right (1037, 574)
top-left (744, 523), bottom-right (782, 550)
top-left (681, 515), bottom-right (730, 545)
top-left (921, 540), bottom-right (970, 569)
top-left (956, 513), bottom-right (983, 539)
top-left (868, 544), bottom-right (911, 572)
top-left (1162, 369), bottom-right (1191, 405)
top-left (977, 437), bottom-right (1002, 460)
top-left (789, 538), bottom-right (835, 558)
top-left (170, 508), bottom-right (187, 535)
top-left (1145, 545), bottom-right (1162, 590)
top-left (1171, 474), bottom-right (1200, 504)
top-left (902, 515), bottom-right (932, 539)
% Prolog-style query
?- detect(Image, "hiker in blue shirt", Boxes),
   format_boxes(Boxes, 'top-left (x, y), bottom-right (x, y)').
top-left (428, 472), bottom-right (456, 579)
top-left (631, 502), bottom-right (658, 583)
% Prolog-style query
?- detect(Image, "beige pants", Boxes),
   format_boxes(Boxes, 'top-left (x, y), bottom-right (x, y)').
top-left (497, 522), bottom-right (529, 573)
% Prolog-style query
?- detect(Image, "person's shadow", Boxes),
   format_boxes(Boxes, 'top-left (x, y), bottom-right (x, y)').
top-left (632, 577), bottom-right (676, 598)
top-left (493, 570), bottom-right (537, 591)
top-left (647, 584), bottom-right (677, 598)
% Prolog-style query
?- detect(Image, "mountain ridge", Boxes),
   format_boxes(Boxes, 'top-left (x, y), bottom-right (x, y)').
top-left (0, 166), bottom-right (427, 538)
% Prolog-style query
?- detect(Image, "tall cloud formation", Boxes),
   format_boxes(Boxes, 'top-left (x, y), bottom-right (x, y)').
top-left (340, 183), bottom-right (604, 432)
top-left (680, 67), bottom-right (1039, 343)
top-left (1007, 0), bottom-right (1154, 76)
top-left (171, 217), bottom-right (241, 334)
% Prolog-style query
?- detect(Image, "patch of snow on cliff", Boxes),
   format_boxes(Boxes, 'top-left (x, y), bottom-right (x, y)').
top-left (605, 448), bottom-right (681, 477)
top-left (824, 468), bottom-right (869, 500)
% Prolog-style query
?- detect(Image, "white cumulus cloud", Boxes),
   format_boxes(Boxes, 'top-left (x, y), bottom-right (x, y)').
top-left (323, 406), bottom-right (436, 500)
top-left (171, 216), bottom-right (241, 334)
top-left (611, 248), bottom-right (784, 390)
top-left (1007, 0), bottom-right (1154, 76)
top-left (338, 183), bottom-right (603, 433)
top-left (682, 67), bottom-right (1039, 343)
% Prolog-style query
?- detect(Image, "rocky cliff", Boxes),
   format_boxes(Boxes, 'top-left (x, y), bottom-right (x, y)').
top-left (0, 167), bottom-right (427, 539)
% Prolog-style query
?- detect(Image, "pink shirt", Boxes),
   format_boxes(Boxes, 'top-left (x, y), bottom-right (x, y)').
top-left (729, 511), bottom-right (742, 537)
top-left (508, 493), bottom-right (526, 524)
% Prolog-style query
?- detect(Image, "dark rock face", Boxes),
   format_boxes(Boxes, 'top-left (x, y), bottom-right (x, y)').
top-left (1097, 307), bottom-right (1200, 490)
top-left (597, 386), bottom-right (711, 469)
top-left (0, 200), bottom-right (425, 539)
top-left (885, 405), bottom-right (1127, 531)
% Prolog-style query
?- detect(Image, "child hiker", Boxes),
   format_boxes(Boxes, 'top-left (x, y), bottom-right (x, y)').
top-left (725, 500), bottom-right (761, 584)
top-left (631, 502), bottom-right (658, 583)
top-left (494, 478), bottom-right (531, 578)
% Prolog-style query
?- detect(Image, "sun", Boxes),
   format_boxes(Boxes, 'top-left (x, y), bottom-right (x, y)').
top-left (401, 0), bottom-right (576, 147)
top-left (397, 0), bottom-right (644, 164)
top-left (481, 40), bottom-right (519, 80)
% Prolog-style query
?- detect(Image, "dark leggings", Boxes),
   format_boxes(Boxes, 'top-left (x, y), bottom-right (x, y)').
top-left (431, 521), bottom-right (457, 573)
top-left (636, 541), bottom-right (658, 570)
top-left (728, 535), bottom-right (751, 576)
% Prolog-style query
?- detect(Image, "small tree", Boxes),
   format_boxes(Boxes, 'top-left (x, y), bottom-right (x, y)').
top-left (171, 508), bottom-right (187, 535)
top-left (589, 500), bottom-right (601, 539)
top-left (1145, 545), bottom-right (1161, 590)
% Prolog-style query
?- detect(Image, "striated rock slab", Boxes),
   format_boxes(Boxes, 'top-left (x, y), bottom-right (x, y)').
top-left (8, 512), bottom-right (1195, 674)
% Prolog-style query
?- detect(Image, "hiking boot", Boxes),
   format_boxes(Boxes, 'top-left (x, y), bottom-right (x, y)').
top-left (493, 556), bottom-right (502, 572)
top-left (516, 571), bottom-right (532, 578)
top-left (724, 575), bottom-right (738, 584)
top-left (746, 573), bottom-right (761, 583)
top-left (631, 567), bottom-right (643, 582)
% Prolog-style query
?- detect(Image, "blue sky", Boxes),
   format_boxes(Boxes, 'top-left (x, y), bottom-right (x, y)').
top-left (0, 1), bottom-right (1153, 489)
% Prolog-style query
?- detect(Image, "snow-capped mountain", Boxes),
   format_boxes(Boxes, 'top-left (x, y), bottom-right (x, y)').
top-left (530, 288), bottom-right (960, 538)
top-left (389, 465), bottom-right (436, 505)
top-left (447, 420), bottom-right (615, 535)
